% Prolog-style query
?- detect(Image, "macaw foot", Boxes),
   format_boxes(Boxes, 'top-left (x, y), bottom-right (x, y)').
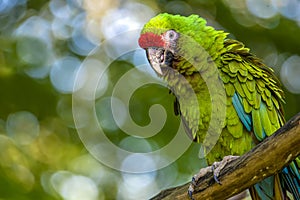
top-left (188, 155), bottom-right (240, 200)
top-left (188, 165), bottom-right (212, 200)
top-left (211, 155), bottom-right (240, 184)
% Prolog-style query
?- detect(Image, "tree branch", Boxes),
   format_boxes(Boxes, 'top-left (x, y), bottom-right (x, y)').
top-left (151, 112), bottom-right (300, 200)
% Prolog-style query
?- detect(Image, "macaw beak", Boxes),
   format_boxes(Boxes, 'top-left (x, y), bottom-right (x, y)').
top-left (145, 47), bottom-right (174, 76)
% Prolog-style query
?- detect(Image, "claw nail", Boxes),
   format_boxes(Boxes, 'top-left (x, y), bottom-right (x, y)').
top-left (188, 190), bottom-right (194, 200)
top-left (213, 174), bottom-right (222, 185)
top-left (191, 177), bottom-right (196, 185)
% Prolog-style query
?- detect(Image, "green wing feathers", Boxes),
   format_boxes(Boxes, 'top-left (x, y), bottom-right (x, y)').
top-left (139, 13), bottom-right (299, 199)
top-left (220, 39), bottom-right (300, 199)
top-left (220, 39), bottom-right (285, 142)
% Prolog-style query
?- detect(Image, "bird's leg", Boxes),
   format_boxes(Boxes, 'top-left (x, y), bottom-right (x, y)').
top-left (212, 155), bottom-right (239, 183)
top-left (188, 155), bottom-right (240, 199)
top-left (188, 165), bottom-right (212, 200)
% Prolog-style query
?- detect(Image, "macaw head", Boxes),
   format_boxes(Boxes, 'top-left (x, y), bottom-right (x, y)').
top-left (138, 13), bottom-right (226, 76)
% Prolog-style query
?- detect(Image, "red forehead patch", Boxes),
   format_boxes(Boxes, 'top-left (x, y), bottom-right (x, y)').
top-left (138, 32), bottom-right (164, 49)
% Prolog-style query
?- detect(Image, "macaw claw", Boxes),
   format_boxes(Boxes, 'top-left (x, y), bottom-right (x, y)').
top-left (211, 155), bottom-right (240, 184)
top-left (188, 155), bottom-right (240, 199)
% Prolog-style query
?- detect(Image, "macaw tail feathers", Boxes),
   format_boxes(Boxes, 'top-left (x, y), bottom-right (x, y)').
top-left (280, 159), bottom-right (300, 200)
top-left (249, 159), bottom-right (300, 200)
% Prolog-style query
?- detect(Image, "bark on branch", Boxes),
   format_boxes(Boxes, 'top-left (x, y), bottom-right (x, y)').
top-left (150, 112), bottom-right (300, 200)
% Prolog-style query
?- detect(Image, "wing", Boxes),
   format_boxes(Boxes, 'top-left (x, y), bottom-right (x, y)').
top-left (220, 39), bottom-right (299, 200)
top-left (172, 91), bottom-right (195, 141)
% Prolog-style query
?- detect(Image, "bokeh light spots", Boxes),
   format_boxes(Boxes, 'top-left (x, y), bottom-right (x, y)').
top-left (51, 17), bottom-right (72, 40)
top-left (6, 111), bottom-right (40, 145)
top-left (50, 56), bottom-right (83, 94)
top-left (119, 154), bottom-right (157, 199)
top-left (0, 0), bottom-right (26, 31)
top-left (68, 154), bottom-right (106, 181)
top-left (0, 135), bottom-right (35, 192)
top-left (246, 0), bottom-right (277, 19)
top-left (223, 0), bottom-right (300, 28)
top-left (281, 55), bottom-right (300, 94)
top-left (0, 0), bottom-right (18, 14)
top-left (59, 175), bottom-right (100, 200)
top-left (49, 0), bottom-right (75, 22)
top-left (15, 16), bottom-right (52, 44)
top-left (121, 154), bottom-right (157, 174)
top-left (15, 16), bottom-right (52, 69)
top-left (69, 13), bottom-right (98, 56)
top-left (272, 0), bottom-right (300, 20)
top-left (95, 97), bottom-right (127, 132)
top-left (75, 58), bottom-right (108, 100)
top-left (165, 0), bottom-right (193, 15)
top-left (119, 136), bottom-right (153, 153)
top-left (6, 164), bottom-right (35, 192)
top-left (0, 135), bottom-right (27, 167)
top-left (50, 171), bottom-right (101, 200)
top-left (101, 2), bottom-right (154, 39)
top-left (25, 63), bottom-right (53, 79)
top-left (118, 171), bottom-right (158, 199)
top-left (100, 2), bottom-right (154, 58)
top-left (1, 0), bottom-right (300, 199)
top-left (57, 96), bottom-right (75, 127)
top-left (16, 36), bottom-right (49, 67)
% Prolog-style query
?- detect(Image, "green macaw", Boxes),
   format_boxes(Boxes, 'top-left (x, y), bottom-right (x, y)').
top-left (138, 13), bottom-right (300, 199)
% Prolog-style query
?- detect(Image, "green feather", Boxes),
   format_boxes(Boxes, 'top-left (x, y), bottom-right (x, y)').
top-left (259, 103), bottom-right (273, 136)
top-left (243, 97), bottom-right (252, 113)
top-left (234, 81), bottom-right (245, 98)
top-left (225, 83), bottom-right (235, 96)
top-left (140, 11), bottom-right (286, 170)
top-left (229, 61), bottom-right (239, 73)
top-left (252, 109), bottom-right (264, 140)
top-left (237, 73), bottom-right (247, 82)
top-left (254, 92), bottom-right (261, 109)
top-left (271, 95), bottom-right (280, 110)
top-left (246, 79), bottom-right (255, 92)
top-left (241, 82), bottom-right (253, 103)
top-left (267, 107), bottom-right (279, 126)
top-left (247, 72), bottom-right (254, 80)
top-left (227, 121), bottom-right (243, 138)
top-left (264, 88), bottom-right (271, 98)
top-left (221, 72), bottom-right (230, 83)
top-left (140, 13), bottom-right (296, 199)
top-left (238, 68), bottom-right (248, 77)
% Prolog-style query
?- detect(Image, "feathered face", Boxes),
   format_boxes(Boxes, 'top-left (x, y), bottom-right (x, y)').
top-left (138, 13), bottom-right (224, 77)
top-left (138, 29), bottom-right (180, 75)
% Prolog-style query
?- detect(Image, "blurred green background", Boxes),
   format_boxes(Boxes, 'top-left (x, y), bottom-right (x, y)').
top-left (0, 0), bottom-right (299, 199)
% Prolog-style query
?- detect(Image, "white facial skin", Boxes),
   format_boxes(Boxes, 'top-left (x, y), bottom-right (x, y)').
top-left (145, 30), bottom-right (179, 75)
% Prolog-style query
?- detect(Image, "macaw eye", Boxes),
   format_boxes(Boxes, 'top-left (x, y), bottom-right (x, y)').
top-left (165, 30), bottom-right (179, 41)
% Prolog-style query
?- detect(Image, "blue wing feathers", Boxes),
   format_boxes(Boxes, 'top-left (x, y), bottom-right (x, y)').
top-left (232, 92), bottom-right (300, 200)
top-left (254, 176), bottom-right (274, 200)
top-left (281, 163), bottom-right (300, 199)
top-left (232, 93), bottom-right (252, 132)
top-left (290, 160), bottom-right (300, 181)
